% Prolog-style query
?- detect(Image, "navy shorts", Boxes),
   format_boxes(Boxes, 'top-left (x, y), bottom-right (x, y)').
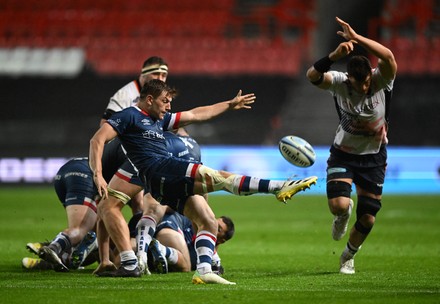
top-left (156, 212), bottom-right (194, 247)
top-left (53, 159), bottom-right (98, 213)
top-left (326, 145), bottom-right (387, 195)
top-left (146, 158), bottom-right (199, 213)
top-left (155, 212), bottom-right (197, 270)
top-left (115, 160), bottom-right (144, 187)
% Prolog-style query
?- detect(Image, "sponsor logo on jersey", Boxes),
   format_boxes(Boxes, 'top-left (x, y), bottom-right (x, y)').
top-left (142, 130), bottom-right (165, 140)
top-left (178, 150), bottom-right (190, 158)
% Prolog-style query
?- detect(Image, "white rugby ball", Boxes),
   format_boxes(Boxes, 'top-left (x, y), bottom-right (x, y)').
top-left (279, 135), bottom-right (316, 167)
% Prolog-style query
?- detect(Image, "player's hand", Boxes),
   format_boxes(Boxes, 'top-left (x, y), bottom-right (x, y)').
top-left (229, 90), bottom-right (256, 110)
top-left (93, 174), bottom-right (108, 199)
top-left (335, 16), bottom-right (358, 41)
top-left (330, 40), bottom-right (355, 60)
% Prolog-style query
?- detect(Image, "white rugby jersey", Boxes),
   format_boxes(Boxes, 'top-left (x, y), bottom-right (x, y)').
top-left (106, 80), bottom-right (141, 113)
top-left (328, 68), bottom-right (394, 155)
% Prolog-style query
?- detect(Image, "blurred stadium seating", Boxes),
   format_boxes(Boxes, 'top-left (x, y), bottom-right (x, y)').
top-left (1, 0), bottom-right (438, 76)
top-left (0, 0), bottom-right (316, 76)
top-left (368, 0), bottom-right (439, 75)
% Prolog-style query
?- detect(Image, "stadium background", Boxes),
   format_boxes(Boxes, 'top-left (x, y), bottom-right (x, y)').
top-left (0, 0), bottom-right (439, 191)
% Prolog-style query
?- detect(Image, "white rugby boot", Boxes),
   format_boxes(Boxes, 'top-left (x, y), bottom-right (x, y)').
top-left (339, 249), bottom-right (356, 274)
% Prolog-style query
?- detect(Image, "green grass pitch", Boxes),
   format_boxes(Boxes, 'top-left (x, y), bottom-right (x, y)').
top-left (0, 187), bottom-right (439, 304)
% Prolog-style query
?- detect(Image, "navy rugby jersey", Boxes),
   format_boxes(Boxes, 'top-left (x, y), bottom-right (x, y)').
top-left (107, 106), bottom-right (180, 180)
top-left (164, 132), bottom-right (201, 163)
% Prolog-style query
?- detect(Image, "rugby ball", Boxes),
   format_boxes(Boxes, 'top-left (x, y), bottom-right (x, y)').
top-left (279, 135), bottom-right (316, 167)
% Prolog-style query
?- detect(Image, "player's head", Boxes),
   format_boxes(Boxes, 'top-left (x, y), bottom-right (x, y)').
top-left (216, 216), bottom-right (235, 245)
top-left (139, 56), bottom-right (168, 85)
top-left (140, 79), bottom-right (177, 119)
top-left (347, 55), bottom-right (372, 94)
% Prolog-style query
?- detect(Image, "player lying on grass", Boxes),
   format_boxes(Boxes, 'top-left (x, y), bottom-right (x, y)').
top-left (92, 206), bottom-right (234, 275)
top-left (89, 79), bottom-right (318, 284)
top-left (144, 212), bottom-right (234, 275)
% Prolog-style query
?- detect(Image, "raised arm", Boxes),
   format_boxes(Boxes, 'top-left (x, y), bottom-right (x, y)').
top-left (306, 40), bottom-right (356, 89)
top-left (306, 16), bottom-right (397, 88)
top-left (178, 90), bottom-right (256, 126)
top-left (89, 123), bottom-right (118, 199)
top-left (335, 17), bottom-right (397, 80)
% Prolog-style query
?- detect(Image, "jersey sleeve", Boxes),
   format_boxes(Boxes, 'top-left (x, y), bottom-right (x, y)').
top-left (106, 110), bottom-right (132, 135)
top-left (372, 67), bottom-right (394, 92)
top-left (162, 112), bottom-right (182, 131)
top-left (328, 71), bottom-right (349, 97)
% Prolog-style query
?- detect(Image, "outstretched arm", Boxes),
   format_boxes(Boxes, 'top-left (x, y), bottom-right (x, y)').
top-left (178, 90), bottom-right (256, 126)
top-left (335, 16), bottom-right (397, 80)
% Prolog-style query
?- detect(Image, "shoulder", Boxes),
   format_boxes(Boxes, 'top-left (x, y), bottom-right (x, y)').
top-left (58, 158), bottom-right (90, 173)
top-left (111, 80), bottom-right (140, 100)
top-left (372, 68), bottom-right (394, 91)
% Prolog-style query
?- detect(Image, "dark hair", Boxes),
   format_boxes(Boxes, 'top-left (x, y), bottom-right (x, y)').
top-left (142, 56), bottom-right (168, 69)
top-left (347, 55), bottom-right (372, 82)
top-left (140, 79), bottom-right (177, 100)
top-left (220, 215), bottom-right (235, 241)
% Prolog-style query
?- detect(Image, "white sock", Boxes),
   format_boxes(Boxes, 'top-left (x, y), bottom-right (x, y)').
top-left (136, 216), bottom-right (156, 253)
top-left (120, 250), bottom-right (137, 270)
top-left (268, 180), bottom-right (285, 192)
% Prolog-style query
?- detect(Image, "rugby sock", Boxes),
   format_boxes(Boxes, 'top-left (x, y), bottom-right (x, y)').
top-left (49, 232), bottom-right (72, 255)
top-left (120, 250), bottom-right (138, 270)
top-left (195, 230), bottom-right (216, 275)
top-left (211, 251), bottom-right (221, 267)
top-left (342, 241), bottom-right (361, 260)
top-left (155, 241), bottom-right (178, 265)
top-left (268, 180), bottom-right (287, 192)
top-left (346, 241), bottom-right (360, 255)
top-left (128, 211), bottom-right (143, 238)
top-left (226, 175), bottom-right (276, 195)
top-left (166, 247), bottom-right (179, 265)
top-left (136, 216), bottom-right (156, 253)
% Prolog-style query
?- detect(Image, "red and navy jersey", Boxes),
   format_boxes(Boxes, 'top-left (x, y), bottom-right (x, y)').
top-left (107, 106), bottom-right (180, 181)
top-left (164, 132), bottom-right (201, 163)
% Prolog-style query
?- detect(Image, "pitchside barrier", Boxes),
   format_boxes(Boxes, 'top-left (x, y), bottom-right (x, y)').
top-left (0, 147), bottom-right (439, 194)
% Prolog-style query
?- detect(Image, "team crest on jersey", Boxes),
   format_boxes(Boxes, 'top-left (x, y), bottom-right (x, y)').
top-left (141, 118), bottom-right (151, 125)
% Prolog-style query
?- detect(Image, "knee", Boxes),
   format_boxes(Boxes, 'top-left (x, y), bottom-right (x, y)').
top-left (98, 197), bottom-right (121, 217)
top-left (358, 214), bottom-right (376, 228)
top-left (327, 180), bottom-right (352, 199)
top-left (354, 196), bottom-right (382, 234)
top-left (97, 201), bottom-right (108, 218)
top-left (144, 204), bottom-right (166, 223)
top-left (327, 180), bottom-right (352, 215)
top-left (203, 215), bottom-right (218, 233)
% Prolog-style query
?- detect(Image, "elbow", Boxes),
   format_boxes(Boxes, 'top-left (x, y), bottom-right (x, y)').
top-left (305, 67), bottom-right (315, 80)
